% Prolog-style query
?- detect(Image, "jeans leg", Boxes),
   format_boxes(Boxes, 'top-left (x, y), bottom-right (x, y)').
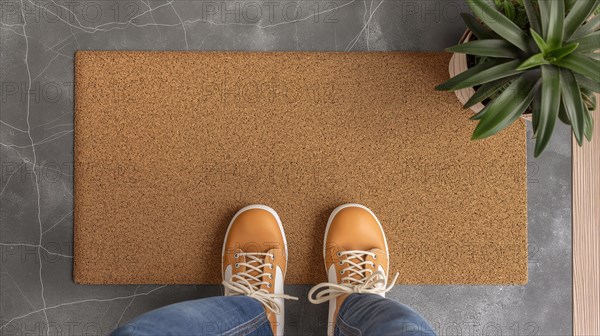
top-left (335, 294), bottom-right (436, 336)
top-left (111, 295), bottom-right (273, 336)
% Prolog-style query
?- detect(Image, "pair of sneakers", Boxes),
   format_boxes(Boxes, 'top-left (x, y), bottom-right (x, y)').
top-left (222, 204), bottom-right (398, 335)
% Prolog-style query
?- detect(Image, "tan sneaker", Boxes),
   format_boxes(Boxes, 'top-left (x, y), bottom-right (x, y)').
top-left (308, 204), bottom-right (398, 335)
top-left (222, 205), bottom-right (297, 336)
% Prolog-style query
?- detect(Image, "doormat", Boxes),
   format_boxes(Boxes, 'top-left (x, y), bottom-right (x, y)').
top-left (73, 51), bottom-right (527, 285)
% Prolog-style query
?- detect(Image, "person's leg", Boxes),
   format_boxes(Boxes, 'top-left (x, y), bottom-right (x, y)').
top-left (221, 204), bottom-right (297, 335)
top-left (308, 203), bottom-right (436, 336)
top-left (111, 204), bottom-right (296, 336)
top-left (111, 295), bottom-right (272, 336)
top-left (335, 293), bottom-right (436, 336)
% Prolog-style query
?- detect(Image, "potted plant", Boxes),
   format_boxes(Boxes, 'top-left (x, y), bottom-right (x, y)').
top-left (436, 0), bottom-right (600, 156)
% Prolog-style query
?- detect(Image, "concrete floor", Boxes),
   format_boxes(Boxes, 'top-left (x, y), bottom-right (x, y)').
top-left (0, 1), bottom-right (572, 335)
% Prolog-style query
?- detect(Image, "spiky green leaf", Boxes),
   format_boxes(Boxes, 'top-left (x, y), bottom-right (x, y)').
top-left (564, 0), bottom-right (600, 39)
top-left (472, 76), bottom-right (539, 139)
top-left (461, 13), bottom-right (497, 40)
top-left (531, 90), bottom-right (542, 136)
top-left (436, 60), bottom-right (500, 91)
top-left (446, 40), bottom-right (522, 58)
top-left (538, 0), bottom-right (551, 38)
top-left (558, 103), bottom-right (572, 125)
top-left (570, 14), bottom-right (600, 41)
top-left (545, 43), bottom-right (580, 60)
top-left (553, 53), bottom-right (600, 82)
top-left (466, 0), bottom-right (531, 51)
top-left (436, 59), bottom-right (523, 91)
top-left (581, 87), bottom-right (598, 110)
top-left (470, 104), bottom-right (490, 120)
top-left (535, 65), bottom-right (561, 156)
top-left (583, 106), bottom-right (594, 141)
top-left (531, 29), bottom-right (550, 53)
top-left (570, 31), bottom-right (600, 53)
top-left (587, 53), bottom-right (600, 61)
top-left (503, 0), bottom-right (516, 21)
top-left (545, 0), bottom-right (565, 48)
top-left (560, 69), bottom-right (586, 144)
top-left (464, 76), bottom-right (516, 108)
top-left (575, 73), bottom-right (600, 92)
top-left (518, 53), bottom-right (549, 70)
top-left (579, 87), bottom-right (595, 141)
top-left (523, 0), bottom-right (542, 34)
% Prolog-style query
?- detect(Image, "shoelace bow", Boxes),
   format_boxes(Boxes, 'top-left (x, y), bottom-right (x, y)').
top-left (308, 250), bottom-right (399, 304)
top-left (223, 252), bottom-right (297, 314)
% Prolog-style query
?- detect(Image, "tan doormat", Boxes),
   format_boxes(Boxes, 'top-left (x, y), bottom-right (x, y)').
top-left (74, 51), bottom-right (527, 285)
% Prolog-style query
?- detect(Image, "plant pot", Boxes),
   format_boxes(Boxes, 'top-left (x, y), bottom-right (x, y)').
top-left (448, 29), bottom-right (532, 121)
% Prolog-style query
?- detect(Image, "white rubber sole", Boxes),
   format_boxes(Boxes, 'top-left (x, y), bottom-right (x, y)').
top-left (221, 204), bottom-right (288, 277)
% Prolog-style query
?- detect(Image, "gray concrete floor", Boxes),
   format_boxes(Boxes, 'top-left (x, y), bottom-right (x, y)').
top-left (0, 1), bottom-right (572, 335)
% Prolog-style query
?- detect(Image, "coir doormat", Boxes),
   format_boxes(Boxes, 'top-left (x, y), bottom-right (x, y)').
top-left (74, 51), bottom-right (527, 285)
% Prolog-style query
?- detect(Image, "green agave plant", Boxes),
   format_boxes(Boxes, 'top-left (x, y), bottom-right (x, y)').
top-left (436, 0), bottom-right (600, 156)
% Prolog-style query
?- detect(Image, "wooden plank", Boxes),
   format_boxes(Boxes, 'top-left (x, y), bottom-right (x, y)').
top-left (573, 94), bottom-right (600, 335)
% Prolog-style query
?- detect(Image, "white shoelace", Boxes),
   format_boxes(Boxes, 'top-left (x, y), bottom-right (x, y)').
top-left (308, 250), bottom-right (399, 304)
top-left (223, 252), bottom-right (297, 314)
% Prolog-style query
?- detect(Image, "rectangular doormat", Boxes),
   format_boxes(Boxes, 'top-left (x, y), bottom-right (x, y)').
top-left (73, 51), bottom-right (527, 285)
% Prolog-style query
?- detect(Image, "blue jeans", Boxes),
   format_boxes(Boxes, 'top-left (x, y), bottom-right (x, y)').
top-left (112, 294), bottom-right (436, 336)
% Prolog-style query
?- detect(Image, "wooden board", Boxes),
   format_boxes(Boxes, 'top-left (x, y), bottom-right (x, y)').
top-left (573, 93), bottom-right (600, 336)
